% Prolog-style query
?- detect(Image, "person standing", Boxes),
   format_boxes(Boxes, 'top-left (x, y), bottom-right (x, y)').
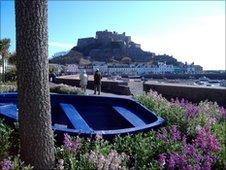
top-left (94, 68), bottom-right (102, 95)
top-left (79, 69), bottom-right (88, 93)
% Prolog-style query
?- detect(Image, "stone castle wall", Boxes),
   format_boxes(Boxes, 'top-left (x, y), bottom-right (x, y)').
top-left (96, 30), bottom-right (131, 45)
top-left (77, 37), bottom-right (96, 48)
top-left (77, 30), bottom-right (133, 48)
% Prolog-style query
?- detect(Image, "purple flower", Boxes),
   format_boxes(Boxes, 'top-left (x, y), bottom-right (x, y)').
top-left (170, 125), bottom-right (181, 141)
top-left (203, 160), bottom-right (211, 170)
top-left (185, 104), bottom-right (199, 119)
top-left (193, 152), bottom-right (202, 163)
top-left (195, 128), bottom-right (220, 152)
top-left (194, 164), bottom-right (201, 170)
top-left (178, 154), bottom-right (187, 167)
top-left (158, 153), bottom-right (166, 168)
top-left (182, 136), bottom-right (187, 146)
top-left (220, 107), bottom-right (226, 120)
top-left (95, 134), bottom-right (103, 141)
top-left (0, 158), bottom-right (12, 170)
top-left (184, 164), bottom-right (193, 170)
top-left (156, 132), bottom-right (167, 141)
top-left (156, 127), bottom-right (168, 141)
top-left (63, 133), bottom-right (72, 149)
top-left (87, 149), bottom-right (128, 170)
top-left (56, 159), bottom-right (64, 170)
top-left (63, 134), bottom-right (81, 152)
top-left (168, 154), bottom-right (176, 169)
top-left (184, 144), bottom-right (195, 155)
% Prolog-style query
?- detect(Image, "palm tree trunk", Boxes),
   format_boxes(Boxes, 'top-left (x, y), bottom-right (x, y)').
top-left (15, 0), bottom-right (55, 169)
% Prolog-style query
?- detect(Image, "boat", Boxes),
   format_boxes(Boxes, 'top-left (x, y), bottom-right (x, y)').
top-left (0, 93), bottom-right (165, 139)
top-left (220, 80), bottom-right (226, 87)
top-left (194, 80), bottom-right (205, 86)
top-left (198, 76), bottom-right (209, 81)
top-left (208, 80), bottom-right (220, 84)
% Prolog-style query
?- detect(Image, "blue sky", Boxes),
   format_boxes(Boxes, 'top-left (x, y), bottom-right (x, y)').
top-left (1, 0), bottom-right (225, 70)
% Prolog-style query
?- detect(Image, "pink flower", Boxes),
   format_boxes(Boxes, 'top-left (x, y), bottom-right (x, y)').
top-left (56, 159), bottom-right (64, 170)
top-left (184, 144), bottom-right (195, 155)
top-left (220, 107), bottom-right (226, 120)
top-left (170, 125), bottom-right (181, 141)
top-left (195, 128), bottom-right (220, 152)
top-left (63, 134), bottom-right (81, 152)
top-left (158, 153), bottom-right (166, 169)
top-left (168, 154), bottom-right (176, 169)
top-left (0, 158), bottom-right (12, 170)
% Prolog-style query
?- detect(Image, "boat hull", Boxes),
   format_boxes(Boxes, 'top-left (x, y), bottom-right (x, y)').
top-left (0, 93), bottom-right (165, 139)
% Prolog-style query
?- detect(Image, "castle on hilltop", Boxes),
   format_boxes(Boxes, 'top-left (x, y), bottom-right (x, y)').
top-left (50, 30), bottom-right (203, 73)
top-left (77, 30), bottom-right (141, 49)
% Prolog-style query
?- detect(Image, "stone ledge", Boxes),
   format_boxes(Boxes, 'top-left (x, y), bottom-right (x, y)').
top-left (55, 77), bottom-right (131, 95)
top-left (143, 82), bottom-right (226, 106)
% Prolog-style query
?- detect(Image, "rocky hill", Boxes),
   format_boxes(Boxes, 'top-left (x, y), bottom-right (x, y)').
top-left (49, 50), bottom-right (91, 65)
top-left (49, 30), bottom-right (183, 66)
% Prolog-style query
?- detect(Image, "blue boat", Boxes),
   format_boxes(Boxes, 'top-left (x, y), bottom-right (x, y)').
top-left (0, 93), bottom-right (165, 139)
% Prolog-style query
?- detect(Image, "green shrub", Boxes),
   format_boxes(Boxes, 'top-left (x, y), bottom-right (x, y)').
top-left (113, 132), bottom-right (157, 169)
top-left (55, 134), bottom-right (127, 170)
top-left (136, 94), bottom-right (187, 134)
top-left (0, 83), bottom-right (84, 95)
top-left (4, 67), bottom-right (17, 82)
top-left (50, 84), bottom-right (84, 95)
top-left (0, 84), bottom-right (17, 93)
top-left (0, 155), bottom-right (33, 170)
top-left (0, 88), bottom-right (225, 169)
top-left (0, 119), bottom-right (13, 158)
top-left (136, 90), bottom-right (226, 169)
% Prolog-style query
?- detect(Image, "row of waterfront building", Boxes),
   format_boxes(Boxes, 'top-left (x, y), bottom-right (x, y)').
top-left (50, 61), bottom-right (203, 76)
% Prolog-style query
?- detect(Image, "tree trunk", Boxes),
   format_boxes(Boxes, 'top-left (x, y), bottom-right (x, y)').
top-left (15, 0), bottom-right (55, 169)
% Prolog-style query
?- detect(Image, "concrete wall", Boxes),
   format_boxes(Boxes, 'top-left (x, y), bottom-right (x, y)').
top-left (143, 82), bottom-right (226, 106)
top-left (55, 77), bottom-right (131, 95)
top-left (144, 73), bottom-right (226, 80)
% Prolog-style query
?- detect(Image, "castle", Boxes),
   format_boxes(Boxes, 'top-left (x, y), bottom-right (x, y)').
top-left (51, 30), bottom-right (203, 72)
top-left (77, 30), bottom-right (141, 49)
top-left (56, 30), bottom-right (156, 63)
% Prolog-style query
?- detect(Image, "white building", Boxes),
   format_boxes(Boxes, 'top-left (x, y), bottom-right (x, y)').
top-left (93, 61), bottom-right (108, 74)
top-left (78, 65), bottom-right (93, 74)
top-left (52, 51), bottom-right (69, 58)
top-left (108, 64), bottom-right (135, 75)
top-left (66, 64), bottom-right (78, 74)
top-left (77, 61), bottom-right (178, 76)
top-left (185, 62), bottom-right (203, 74)
top-left (0, 54), bottom-right (8, 74)
top-left (156, 62), bottom-right (174, 74)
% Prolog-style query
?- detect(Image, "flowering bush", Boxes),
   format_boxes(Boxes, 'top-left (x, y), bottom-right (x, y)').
top-left (0, 156), bottom-right (33, 170)
top-left (55, 134), bottom-right (128, 170)
top-left (0, 119), bottom-right (13, 158)
top-left (0, 89), bottom-right (225, 169)
top-left (85, 149), bottom-right (128, 170)
top-left (0, 158), bottom-right (12, 170)
top-left (136, 90), bottom-right (226, 169)
top-left (156, 126), bottom-right (221, 170)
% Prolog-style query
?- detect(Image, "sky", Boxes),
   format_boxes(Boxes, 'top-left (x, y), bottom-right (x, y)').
top-left (1, 0), bottom-right (225, 70)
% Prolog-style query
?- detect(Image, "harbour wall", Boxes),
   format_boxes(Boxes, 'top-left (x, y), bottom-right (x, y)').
top-left (144, 73), bottom-right (226, 80)
top-left (143, 82), bottom-right (226, 107)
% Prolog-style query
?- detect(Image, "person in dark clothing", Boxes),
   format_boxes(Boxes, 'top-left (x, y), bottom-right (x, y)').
top-left (94, 68), bottom-right (102, 95)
